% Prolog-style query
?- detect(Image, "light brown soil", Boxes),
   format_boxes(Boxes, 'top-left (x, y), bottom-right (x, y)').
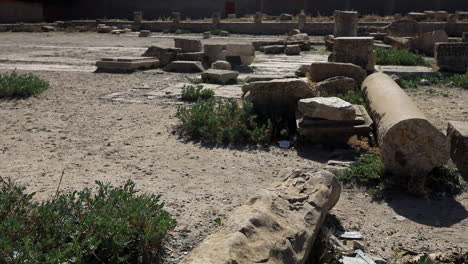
top-left (0, 32), bottom-right (467, 263)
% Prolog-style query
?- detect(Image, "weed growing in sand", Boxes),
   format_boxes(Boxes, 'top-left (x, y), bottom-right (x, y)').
top-left (0, 177), bottom-right (175, 263)
top-left (176, 99), bottom-right (273, 144)
top-left (397, 73), bottom-right (468, 89)
top-left (334, 90), bottom-right (367, 106)
top-left (0, 71), bottom-right (49, 98)
top-left (375, 47), bottom-right (430, 67)
top-left (181, 84), bottom-right (215, 102)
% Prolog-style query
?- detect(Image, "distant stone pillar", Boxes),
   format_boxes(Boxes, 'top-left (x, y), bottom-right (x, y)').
top-left (172, 12), bottom-right (181, 25)
top-left (254, 12), bottom-right (263, 25)
top-left (446, 14), bottom-right (457, 36)
top-left (334, 10), bottom-right (358, 37)
top-left (133, 11), bottom-right (143, 31)
top-left (462, 32), bottom-right (468, 42)
top-left (134, 11), bottom-right (143, 24)
top-left (298, 12), bottom-right (307, 31)
top-left (212, 12), bottom-right (221, 28)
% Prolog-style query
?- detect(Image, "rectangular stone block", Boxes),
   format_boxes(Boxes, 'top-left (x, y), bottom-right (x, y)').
top-left (174, 38), bottom-right (202, 53)
top-left (331, 37), bottom-right (375, 72)
top-left (96, 57), bottom-right (159, 73)
top-left (435, 42), bottom-right (468, 73)
top-left (296, 105), bottom-right (373, 144)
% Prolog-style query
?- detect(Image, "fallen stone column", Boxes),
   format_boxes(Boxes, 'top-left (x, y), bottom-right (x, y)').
top-left (180, 170), bottom-right (341, 264)
top-left (361, 73), bottom-right (449, 194)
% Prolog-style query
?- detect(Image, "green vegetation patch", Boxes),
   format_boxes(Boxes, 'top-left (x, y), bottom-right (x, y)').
top-left (375, 47), bottom-right (430, 67)
top-left (176, 99), bottom-right (273, 145)
top-left (397, 72), bottom-right (468, 89)
top-left (0, 71), bottom-right (49, 98)
top-left (0, 178), bottom-right (175, 263)
top-left (180, 84), bottom-right (215, 102)
top-left (339, 154), bottom-right (465, 199)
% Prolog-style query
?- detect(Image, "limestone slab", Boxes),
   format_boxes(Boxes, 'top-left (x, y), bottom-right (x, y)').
top-left (96, 57), bottom-right (159, 73)
top-left (163, 61), bottom-right (205, 73)
top-left (298, 97), bottom-right (357, 121)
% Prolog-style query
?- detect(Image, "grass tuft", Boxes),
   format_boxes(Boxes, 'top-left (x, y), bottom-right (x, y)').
top-left (0, 71), bottom-right (49, 98)
top-left (376, 47), bottom-right (430, 67)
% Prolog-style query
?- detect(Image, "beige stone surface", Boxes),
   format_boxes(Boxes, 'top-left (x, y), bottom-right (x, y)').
top-left (361, 73), bottom-right (450, 194)
top-left (308, 62), bottom-right (367, 85)
top-left (201, 69), bottom-right (239, 84)
top-left (174, 38), bottom-right (203, 53)
top-left (314, 76), bottom-right (357, 96)
top-left (298, 97), bottom-right (357, 121)
top-left (331, 37), bottom-right (375, 72)
top-left (180, 169), bottom-right (341, 264)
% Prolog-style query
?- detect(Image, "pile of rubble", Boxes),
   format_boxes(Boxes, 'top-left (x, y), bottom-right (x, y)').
top-left (252, 29), bottom-right (314, 56)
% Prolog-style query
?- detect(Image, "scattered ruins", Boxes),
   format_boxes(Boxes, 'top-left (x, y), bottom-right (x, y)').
top-left (0, 5), bottom-right (467, 264)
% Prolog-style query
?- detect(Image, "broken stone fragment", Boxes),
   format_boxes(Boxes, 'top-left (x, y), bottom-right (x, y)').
top-left (447, 121), bottom-right (468, 180)
top-left (142, 46), bottom-right (181, 66)
top-left (211, 60), bottom-right (231, 70)
top-left (201, 69), bottom-right (239, 84)
top-left (180, 169), bottom-right (341, 264)
top-left (163, 60), bottom-right (205, 73)
top-left (263, 45), bottom-right (284, 54)
top-left (308, 62), bottom-right (367, 86)
top-left (285, 45), bottom-right (301, 55)
top-left (315, 76), bottom-right (357, 96)
top-left (174, 38), bottom-right (203, 52)
top-left (298, 97), bottom-right (357, 121)
top-left (138, 30), bottom-right (151, 37)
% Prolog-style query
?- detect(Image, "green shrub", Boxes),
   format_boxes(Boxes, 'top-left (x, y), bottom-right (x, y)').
top-left (210, 29), bottom-right (222, 35)
top-left (0, 178), bottom-right (175, 263)
top-left (334, 90), bottom-right (367, 106)
top-left (0, 71), bottom-right (49, 98)
top-left (376, 47), bottom-right (430, 67)
top-left (176, 99), bottom-right (273, 144)
top-left (339, 154), bottom-right (385, 188)
top-left (428, 165), bottom-right (466, 195)
top-left (181, 84), bottom-right (215, 102)
top-left (397, 73), bottom-right (468, 89)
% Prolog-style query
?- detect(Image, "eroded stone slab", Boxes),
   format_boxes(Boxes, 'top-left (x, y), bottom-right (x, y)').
top-left (298, 97), bottom-right (357, 121)
top-left (201, 69), bottom-right (239, 84)
top-left (163, 60), bottom-right (205, 73)
top-left (96, 57), bottom-right (159, 73)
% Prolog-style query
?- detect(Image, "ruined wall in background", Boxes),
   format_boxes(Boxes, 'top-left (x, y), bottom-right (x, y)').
top-left (0, 0), bottom-right (44, 23)
top-left (1, 0), bottom-right (468, 22)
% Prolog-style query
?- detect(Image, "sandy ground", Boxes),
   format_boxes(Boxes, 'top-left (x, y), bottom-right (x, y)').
top-left (0, 32), bottom-right (467, 263)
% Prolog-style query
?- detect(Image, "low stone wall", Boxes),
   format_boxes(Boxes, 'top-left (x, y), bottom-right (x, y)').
top-left (2, 20), bottom-right (468, 37)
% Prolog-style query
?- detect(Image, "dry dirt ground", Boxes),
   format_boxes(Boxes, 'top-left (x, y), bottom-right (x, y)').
top-left (0, 32), bottom-right (467, 263)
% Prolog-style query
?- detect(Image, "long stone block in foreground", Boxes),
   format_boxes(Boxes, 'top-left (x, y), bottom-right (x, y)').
top-left (180, 170), bottom-right (341, 264)
top-left (361, 73), bottom-right (449, 193)
top-left (95, 57), bottom-right (159, 73)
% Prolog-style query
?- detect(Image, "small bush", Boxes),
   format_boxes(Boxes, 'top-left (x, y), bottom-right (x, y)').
top-left (0, 178), bottom-right (175, 263)
top-left (427, 165), bottom-right (466, 195)
top-left (334, 90), bottom-right (367, 106)
top-left (376, 47), bottom-right (430, 67)
top-left (339, 154), bottom-right (385, 188)
top-left (186, 76), bottom-right (203, 84)
top-left (397, 73), bottom-right (468, 89)
top-left (0, 71), bottom-right (49, 98)
top-left (210, 29), bottom-right (222, 35)
top-left (180, 84), bottom-right (215, 102)
top-left (176, 99), bottom-right (273, 144)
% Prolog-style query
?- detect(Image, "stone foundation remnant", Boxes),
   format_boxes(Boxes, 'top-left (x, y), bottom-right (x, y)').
top-left (334, 10), bottom-right (358, 37)
top-left (447, 121), bottom-right (468, 180)
top-left (361, 73), bottom-right (449, 194)
top-left (95, 57), bottom-right (159, 73)
top-left (330, 37), bottom-right (375, 72)
top-left (180, 169), bottom-right (341, 264)
top-left (225, 43), bottom-right (255, 66)
top-left (435, 42), bottom-right (468, 72)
